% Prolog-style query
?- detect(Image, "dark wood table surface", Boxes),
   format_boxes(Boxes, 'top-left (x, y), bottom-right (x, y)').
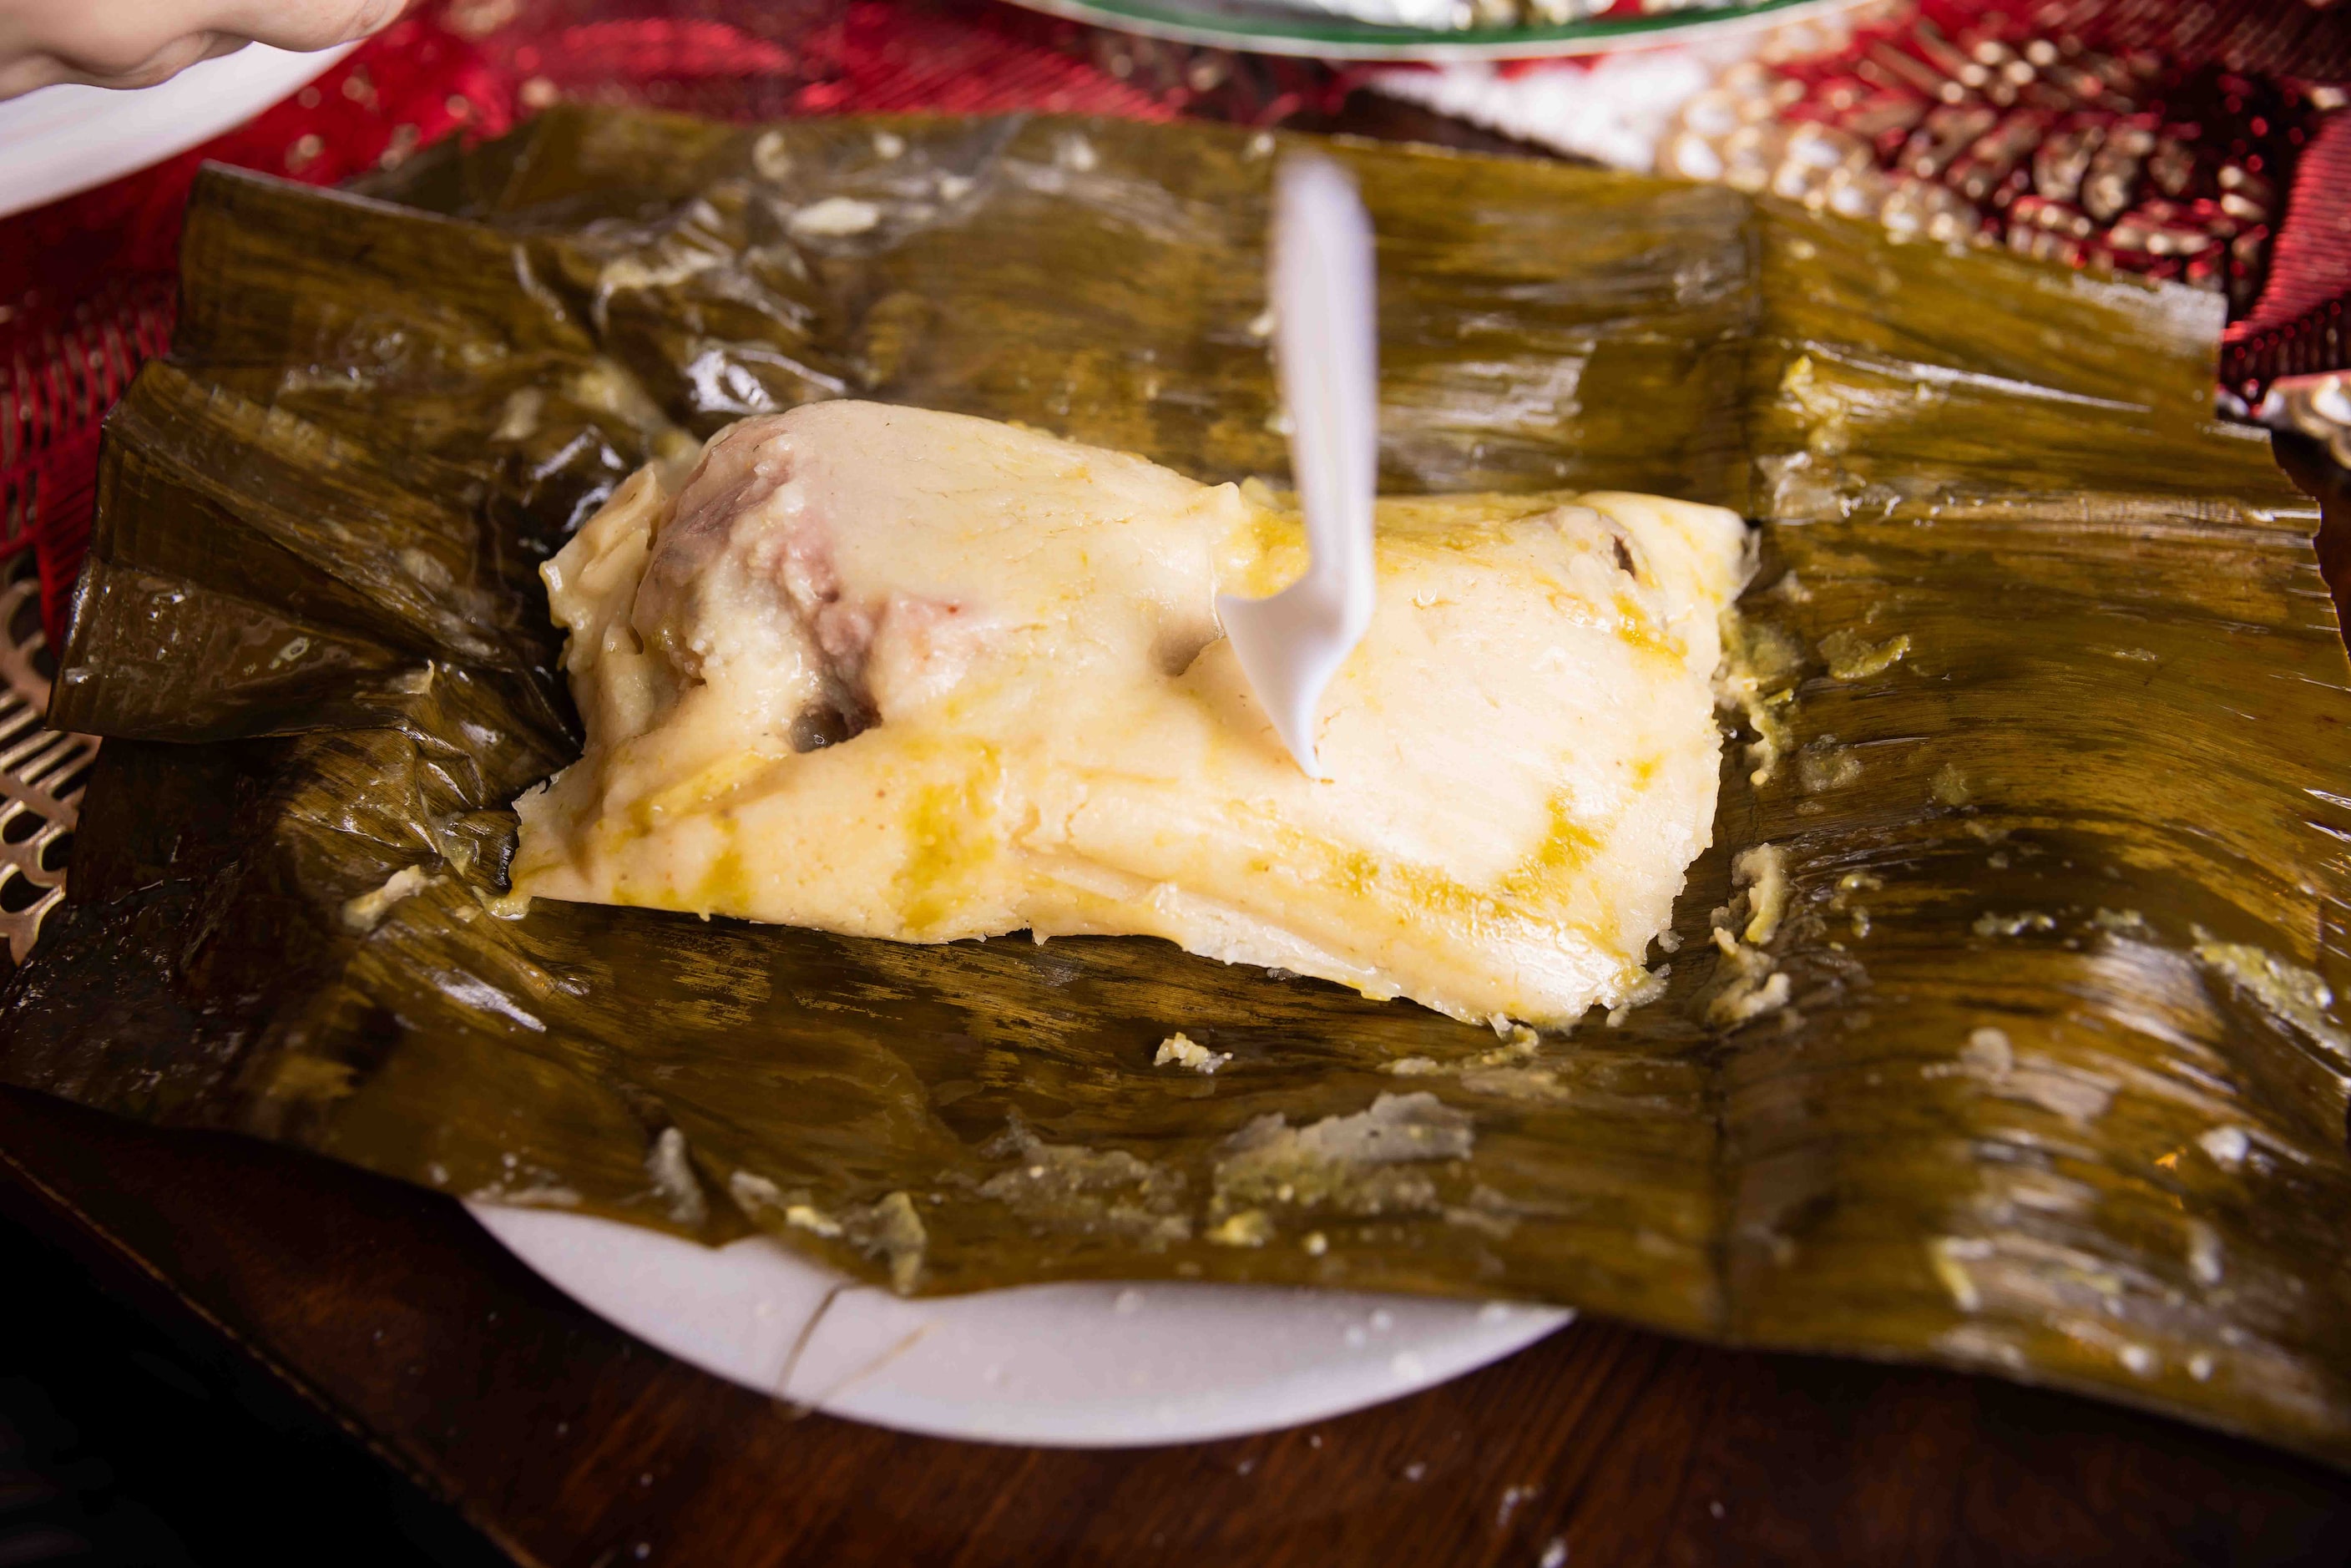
top-left (11, 97), bottom-right (2351, 1568)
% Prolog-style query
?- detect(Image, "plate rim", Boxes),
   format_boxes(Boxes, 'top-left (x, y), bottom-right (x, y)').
top-left (468, 1200), bottom-right (1575, 1448)
top-left (995, 0), bottom-right (1849, 62)
top-left (0, 41), bottom-right (356, 221)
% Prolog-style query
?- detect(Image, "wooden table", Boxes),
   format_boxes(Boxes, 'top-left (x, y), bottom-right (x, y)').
top-left (10, 85), bottom-right (2351, 1568)
top-left (8, 1081), bottom-right (2351, 1566)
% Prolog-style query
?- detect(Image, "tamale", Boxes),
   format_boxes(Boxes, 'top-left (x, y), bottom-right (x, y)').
top-left (511, 400), bottom-right (1751, 1028)
top-left (7, 110), bottom-right (2351, 1465)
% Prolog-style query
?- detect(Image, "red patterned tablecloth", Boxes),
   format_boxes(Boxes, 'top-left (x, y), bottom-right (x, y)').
top-left (3, 0), bottom-right (2346, 645)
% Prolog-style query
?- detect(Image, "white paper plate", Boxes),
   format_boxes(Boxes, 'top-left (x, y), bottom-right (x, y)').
top-left (0, 40), bottom-right (357, 220)
top-left (472, 1202), bottom-right (1572, 1446)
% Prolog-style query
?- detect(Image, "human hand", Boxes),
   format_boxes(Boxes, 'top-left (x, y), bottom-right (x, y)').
top-left (0, 0), bottom-right (404, 100)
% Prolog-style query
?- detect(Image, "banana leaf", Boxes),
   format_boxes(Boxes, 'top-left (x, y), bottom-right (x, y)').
top-left (8, 108), bottom-right (2351, 1464)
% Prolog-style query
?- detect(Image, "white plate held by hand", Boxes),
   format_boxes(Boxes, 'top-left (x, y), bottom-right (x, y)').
top-left (471, 1203), bottom-right (1572, 1446)
top-left (0, 41), bottom-right (357, 220)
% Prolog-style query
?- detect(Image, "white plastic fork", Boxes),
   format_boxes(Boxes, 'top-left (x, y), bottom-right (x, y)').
top-left (1217, 153), bottom-right (1380, 782)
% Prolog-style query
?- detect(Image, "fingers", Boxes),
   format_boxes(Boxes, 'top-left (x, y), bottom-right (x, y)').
top-left (0, 28), bottom-right (234, 99)
top-left (210, 0), bottom-right (409, 53)
top-left (0, 0), bottom-right (404, 99)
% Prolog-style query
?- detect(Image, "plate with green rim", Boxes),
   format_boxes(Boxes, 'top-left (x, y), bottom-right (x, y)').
top-left (998, 0), bottom-right (1859, 63)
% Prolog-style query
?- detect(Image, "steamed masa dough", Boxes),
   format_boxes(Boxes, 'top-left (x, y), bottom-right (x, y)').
top-left (511, 401), bottom-right (1749, 1027)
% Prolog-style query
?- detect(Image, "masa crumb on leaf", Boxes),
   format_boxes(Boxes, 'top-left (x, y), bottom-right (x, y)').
top-left (1213, 1093), bottom-right (1474, 1222)
top-left (1818, 627), bottom-right (1911, 680)
top-left (1154, 1032), bottom-right (1230, 1074)
top-left (1206, 1210), bottom-right (1272, 1247)
top-left (2192, 927), bottom-right (2351, 1066)
top-left (340, 864), bottom-right (431, 933)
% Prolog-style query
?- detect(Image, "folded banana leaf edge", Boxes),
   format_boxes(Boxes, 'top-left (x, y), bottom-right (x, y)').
top-left (8, 107), bottom-right (2351, 1464)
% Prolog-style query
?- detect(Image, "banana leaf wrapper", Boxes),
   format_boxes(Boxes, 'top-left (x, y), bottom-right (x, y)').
top-left (8, 109), bottom-right (2351, 1463)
